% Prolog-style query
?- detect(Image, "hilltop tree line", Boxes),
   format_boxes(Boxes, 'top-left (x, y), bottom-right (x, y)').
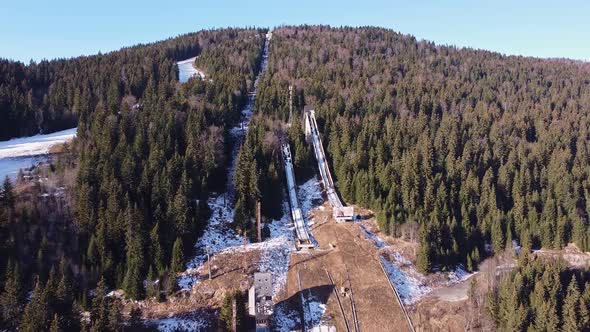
top-left (0, 28), bottom-right (267, 330)
top-left (255, 25), bottom-right (590, 272)
top-left (0, 29), bottom-right (204, 140)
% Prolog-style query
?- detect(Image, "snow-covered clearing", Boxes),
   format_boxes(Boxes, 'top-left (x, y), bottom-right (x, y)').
top-left (360, 224), bottom-right (473, 305)
top-left (0, 127), bottom-right (77, 179)
top-left (177, 177), bottom-right (322, 295)
top-left (0, 127), bottom-right (77, 159)
top-left (177, 57), bottom-right (205, 83)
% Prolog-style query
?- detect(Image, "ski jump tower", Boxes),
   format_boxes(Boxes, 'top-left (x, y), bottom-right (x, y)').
top-left (304, 106), bottom-right (355, 222)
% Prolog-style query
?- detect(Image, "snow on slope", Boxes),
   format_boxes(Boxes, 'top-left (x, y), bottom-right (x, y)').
top-left (0, 156), bottom-right (47, 180)
top-left (361, 224), bottom-right (473, 305)
top-left (0, 127), bottom-right (77, 159)
top-left (177, 57), bottom-right (206, 83)
top-left (380, 256), bottom-right (431, 304)
top-left (0, 127), bottom-right (77, 179)
top-left (155, 316), bottom-right (208, 331)
top-left (303, 294), bottom-right (329, 330)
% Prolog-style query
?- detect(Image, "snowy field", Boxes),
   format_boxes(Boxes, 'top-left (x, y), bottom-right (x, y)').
top-left (177, 57), bottom-right (205, 83)
top-left (0, 127), bottom-right (77, 179)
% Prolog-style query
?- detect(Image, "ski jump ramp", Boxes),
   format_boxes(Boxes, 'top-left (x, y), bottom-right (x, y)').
top-left (282, 143), bottom-right (314, 249)
top-left (304, 107), bottom-right (355, 222)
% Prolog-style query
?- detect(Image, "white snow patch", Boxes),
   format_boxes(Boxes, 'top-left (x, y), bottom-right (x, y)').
top-left (303, 294), bottom-right (328, 330)
top-left (0, 127), bottom-right (77, 159)
top-left (178, 194), bottom-right (242, 290)
top-left (272, 303), bottom-right (300, 332)
top-left (447, 266), bottom-right (472, 284)
top-left (106, 289), bottom-right (124, 298)
top-left (380, 257), bottom-right (431, 305)
top-left (0, 127), bottom-right (77, 180)
top-left (155, 316), bottom-right (208, 331)
top-left (177, 57), bottom-right (206, 83)
top-left (359, 225), bottom-right (388, 249)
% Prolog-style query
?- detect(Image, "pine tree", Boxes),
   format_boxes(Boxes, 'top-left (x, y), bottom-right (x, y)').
top-left (0, 261), bottom-right (24, 329)
top-left (2, 177), bottom-right (15, 209)
top-left (171, 237), bottom-right (185, 273)
top-left (146, 266), bottom-right (161, 300)
top-left (563, 276), bottom-right (584, 332)
top-left (172, 187), bottom-right (189, 236)
top-left (233, 197), bottom-right (249, 232)
top-left (20, 277), bottom-right (49, 332)
top-left (417, 223), bottom-right (433, 273)
top-left (90, 278), bottom-right (108, 332)
top-left (123, 205), bottom-right (145, 300)
top-left (150, 222), bottom-right (166, 274)
top-left (56, 260), bottom-right (78, 331)
top-left (107, 299), bottom-right (122, 332)
top-left (49, 313), bottom-right (61, 332)
top-left (218, 291), bottom-right (245, 332)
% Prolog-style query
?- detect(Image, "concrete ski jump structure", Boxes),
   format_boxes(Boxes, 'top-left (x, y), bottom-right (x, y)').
top-left (282, 143), bottom-right (314, 250)
top-left (304, 106), bottom-right (355, 222)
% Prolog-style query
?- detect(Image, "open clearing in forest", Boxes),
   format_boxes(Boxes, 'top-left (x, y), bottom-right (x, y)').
top-left (279, 202), bottom-right (409, 332)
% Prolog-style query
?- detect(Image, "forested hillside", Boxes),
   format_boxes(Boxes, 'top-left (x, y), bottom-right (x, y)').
top-left (488, 254), bottom-right (590, 331)
top-left (0, 28), bottom-right (267, 331)
top-left (256, 25), bottom-right (590, 272)
top-left (0, 28), bottom-right (262, 140)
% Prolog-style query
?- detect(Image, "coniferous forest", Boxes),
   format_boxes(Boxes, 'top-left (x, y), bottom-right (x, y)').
top-left (2, 25), bottom-right (590, 331)
top-left (255, 26), bottom-right (590, 273)
top-left (0, 27), bottom-right (267, 330)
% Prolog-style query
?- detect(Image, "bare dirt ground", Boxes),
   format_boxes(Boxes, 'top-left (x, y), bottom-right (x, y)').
top-left (136, 247), bottom-right (264, 324)
top-left (533, 243), bottom-right (590, 267)
top-left (278, 202), bottom-right (409, 332)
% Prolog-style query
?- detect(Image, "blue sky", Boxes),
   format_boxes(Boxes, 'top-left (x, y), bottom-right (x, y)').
top-left (1, 0), bottom-right (588, 63)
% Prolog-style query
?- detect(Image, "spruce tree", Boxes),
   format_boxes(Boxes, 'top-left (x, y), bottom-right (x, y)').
top-left (20, 277), bottom-right (49, 332)
top-left (107, 299), bottom-right (122, 332)
top-left (171, 237), bottom-right (185, 273)
top-left (123, 205), bottom-right (145, 300)
top-left (90, 278), bottom-right (108, 332)
top-left (563, 276), bottom-right (584, 332)
top-left (49, 313), bottom-right (61, 332)
top-left (150, 222), bottom-right (166, 274)
top-left (0, 262), bottom-right (24, 329)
